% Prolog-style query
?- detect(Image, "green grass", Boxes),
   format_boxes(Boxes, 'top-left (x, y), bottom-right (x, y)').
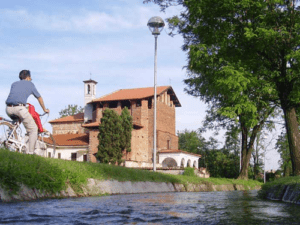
top-left (0, 148), bottom-right (262, 194)
top-left (260, 176), bottom-right (300, 196)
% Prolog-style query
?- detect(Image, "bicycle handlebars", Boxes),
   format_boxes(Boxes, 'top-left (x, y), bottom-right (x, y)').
top-left (39, 112), bottom-right (49, 117)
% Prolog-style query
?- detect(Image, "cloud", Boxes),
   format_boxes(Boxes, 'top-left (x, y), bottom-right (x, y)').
top-left (0, 5), bottom-right (170, 33)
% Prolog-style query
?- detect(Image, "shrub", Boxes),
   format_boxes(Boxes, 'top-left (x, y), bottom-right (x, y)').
top-left (183, 167), bottom-right (197, 177)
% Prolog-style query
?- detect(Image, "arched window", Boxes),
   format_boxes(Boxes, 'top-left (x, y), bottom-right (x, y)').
top-left (187, 159), bottom-right (191, 167)
top-left (193, 161), bottom-right (197, 168)
top-left (87, 84), bottom-right (91, 94)
top-left (181, 158), bottom-right (185, 168)
top-left (162, 157), bottom-right (177, 168)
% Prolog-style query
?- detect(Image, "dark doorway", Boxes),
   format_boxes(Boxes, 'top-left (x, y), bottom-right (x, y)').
top-left (71, 153), bottom-right (77, 161)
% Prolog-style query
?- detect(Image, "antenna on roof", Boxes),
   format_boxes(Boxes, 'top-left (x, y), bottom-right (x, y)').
top-left (90, 73), bottom-right (92, 80)
top-left (169, 78), bottom-right (172, 85)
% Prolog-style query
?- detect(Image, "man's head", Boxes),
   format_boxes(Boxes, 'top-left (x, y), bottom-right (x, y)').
top-left (19, 70), bottom-right (31, 80)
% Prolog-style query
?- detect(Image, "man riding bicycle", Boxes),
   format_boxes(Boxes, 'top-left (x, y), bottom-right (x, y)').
top-left (5, 70), bottom-right (50, 154)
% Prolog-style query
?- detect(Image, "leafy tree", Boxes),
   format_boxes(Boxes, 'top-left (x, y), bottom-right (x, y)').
top-left (59, 104), bottom-right (84, 118)
top-left (178, 129), bottom-right (206, 154)
top-left (120, 107), bottom-right (132, 153)
top-left (200, 100), bottom-right (276, 179)
top-left (204, 136), bottom-right (239, 178)
top-left (223, 127), bottom-right (241, 157)
top-left (97, 109), bottom-right (123, 165)
top-left (144, 0), bottom-right (300, 176)
top-left (206, 149), bottom-right (239, 178)
top-left (276, 131), bottom-right (292, 177)
top-left (206, 137), bottom-right (220, 151)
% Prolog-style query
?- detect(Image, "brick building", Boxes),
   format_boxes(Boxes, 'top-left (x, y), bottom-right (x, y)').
top-left (47, 79), bottom-right (200, 168)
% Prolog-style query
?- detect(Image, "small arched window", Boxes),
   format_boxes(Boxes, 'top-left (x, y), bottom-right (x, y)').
top-left (181, 158), bottom-right (185, 168)
top-left (167, 140), bottom-right (170, 149)
top-left (193, 161), bottom-right (197, 168)
top-left (87, 84), bottom-right (91, 94)
top-left (187, 159), bottom-right (191, 167)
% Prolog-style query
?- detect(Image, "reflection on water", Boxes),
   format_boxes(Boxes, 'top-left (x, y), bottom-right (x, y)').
top-left (0, 190), bottom-right (299, 224)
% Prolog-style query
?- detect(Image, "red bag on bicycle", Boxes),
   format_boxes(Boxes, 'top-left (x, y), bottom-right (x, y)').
top-left (27, 103), bottom-right (44, 133)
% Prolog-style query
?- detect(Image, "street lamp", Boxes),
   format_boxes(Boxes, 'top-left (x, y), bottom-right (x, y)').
top-left (147, 16), bottom-right (165, 172)
top-left (262, 134), bottom-right (267, 183)
top-left (264, 149), bottom-right (266, 183)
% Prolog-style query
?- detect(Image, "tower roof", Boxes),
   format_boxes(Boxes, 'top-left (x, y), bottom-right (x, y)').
top-left (83, 79), bottom-right (98, 84)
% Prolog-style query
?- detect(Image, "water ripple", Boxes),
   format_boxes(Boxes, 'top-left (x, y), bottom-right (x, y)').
top-left (0, 191), bottom-right (299, 224)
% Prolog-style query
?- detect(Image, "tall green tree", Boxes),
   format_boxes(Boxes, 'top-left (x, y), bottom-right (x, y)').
top-left (204, 149), bottom-right (240, 178)
top-left (97, 109), bottom-right (123, 165)
top-left (178, 129), bottom-right (206, 154)
top-left (59, 104), bottom-right (84, 118)
top-left (145, 0), bottom-right (300, 176)
top-left (201, 101), bottom-right (276, 179)
top-left (120, 107), bottom-right (133, 153)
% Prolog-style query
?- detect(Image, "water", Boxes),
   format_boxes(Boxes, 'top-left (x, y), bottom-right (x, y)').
top-left (0, 190), bottom-right (299, 224)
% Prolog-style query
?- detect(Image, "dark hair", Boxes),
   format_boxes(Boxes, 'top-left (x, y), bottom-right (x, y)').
top-left (19, 70), bottom-right (31, 80)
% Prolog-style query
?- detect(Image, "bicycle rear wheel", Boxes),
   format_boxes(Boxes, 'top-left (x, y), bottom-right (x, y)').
top-left (0, 121), bottom-right (18, 151)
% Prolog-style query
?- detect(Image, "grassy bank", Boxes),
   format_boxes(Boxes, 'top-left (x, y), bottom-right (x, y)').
top-left (0, 149), bottom-right (261, 194)
top-left (260, 176), bottom-right (300, 198)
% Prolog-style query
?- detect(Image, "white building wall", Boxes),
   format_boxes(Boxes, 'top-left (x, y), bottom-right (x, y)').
top-left (124, 161), bottom-right (162, 168)
top-left (46, 147), bottom-right (88, 162)
top-left (158, 152), bottom-right (199, 169)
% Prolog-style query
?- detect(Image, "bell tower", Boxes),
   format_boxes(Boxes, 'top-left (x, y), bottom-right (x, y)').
top-left (83, 79), bottom-right (98, 122)
top-left (83, 79), bottom-right (97, 105)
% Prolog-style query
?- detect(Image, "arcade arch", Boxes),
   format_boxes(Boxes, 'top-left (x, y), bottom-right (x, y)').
top-left (158, 150), bottom-right (201, 169)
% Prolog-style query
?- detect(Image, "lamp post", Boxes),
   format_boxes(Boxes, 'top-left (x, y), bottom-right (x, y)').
top-left (264, 148), bottom-right (266, 183)
top-left (147, 16), bottom-right (165, 172)
top-left (262, 134), bottom-right (267, 183)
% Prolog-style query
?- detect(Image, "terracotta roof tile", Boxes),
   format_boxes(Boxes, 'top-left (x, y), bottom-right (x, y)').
top-left (49, 86), bottom-right (181, 124)
top-left (92, 86), bottom-right (171, 102)
top-left (49, 113), bottom-right (84, 123)
top-left (158, 149), bottom-right (201, 158)
top-left (43, 133), bottom-right (89, 146)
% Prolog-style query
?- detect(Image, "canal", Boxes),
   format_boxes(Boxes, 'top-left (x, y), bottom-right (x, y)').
top-left (0, 190), bottom-right (299, 224)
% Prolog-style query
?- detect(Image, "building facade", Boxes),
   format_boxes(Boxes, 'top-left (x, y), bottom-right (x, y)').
top-left (47, 79), bottom-right (200, 168)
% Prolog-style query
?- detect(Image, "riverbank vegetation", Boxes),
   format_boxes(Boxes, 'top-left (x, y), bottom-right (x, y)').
top-left (259, 176), bottom-right (300, 200)
top-left (261, 176), bottom-right (300, 192)
top-left (0, 149), bottom-right (261, 194)
top-left (178, 129), bottom-right (267, 180)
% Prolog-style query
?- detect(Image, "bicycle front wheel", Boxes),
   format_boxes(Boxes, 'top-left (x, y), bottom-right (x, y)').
top-left (0, 121), bottom-right (18, 151)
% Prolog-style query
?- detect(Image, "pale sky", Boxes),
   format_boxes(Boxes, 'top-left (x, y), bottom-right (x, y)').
top-left (0, 0), bottom-right (280, 170)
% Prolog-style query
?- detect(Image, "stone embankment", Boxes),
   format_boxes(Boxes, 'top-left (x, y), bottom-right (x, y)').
top-left (261, 184), bottom-right (300, 205)
top-left (0, 179), bottom-right (261, 203)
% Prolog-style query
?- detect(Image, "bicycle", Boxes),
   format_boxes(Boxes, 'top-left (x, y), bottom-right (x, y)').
top-left (0, 109), bottom-right (56, 157)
